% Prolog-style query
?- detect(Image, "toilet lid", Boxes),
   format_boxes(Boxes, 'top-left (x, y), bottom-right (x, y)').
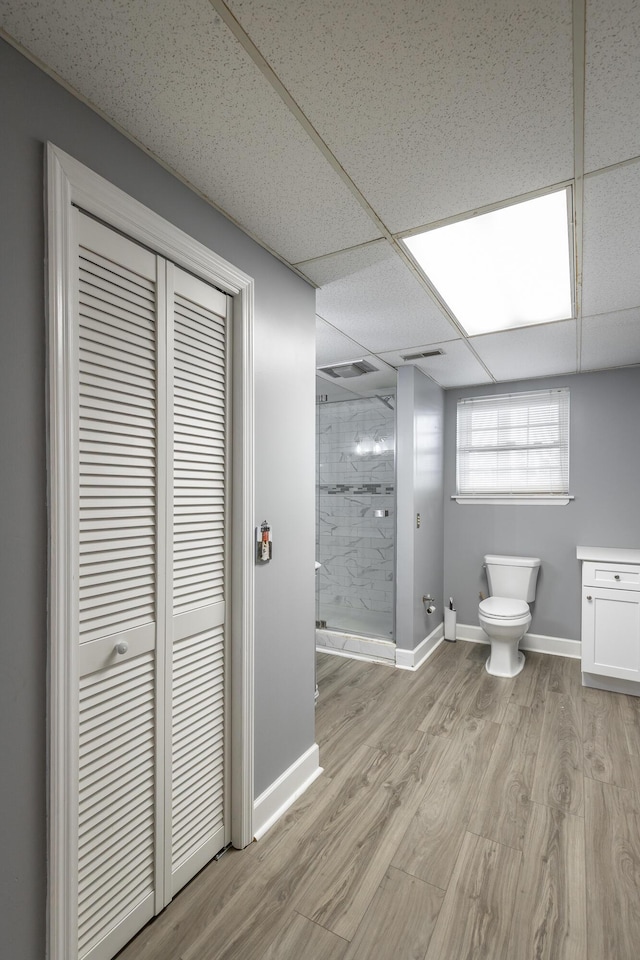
top-left (479, 597), bottom-right (529, 619)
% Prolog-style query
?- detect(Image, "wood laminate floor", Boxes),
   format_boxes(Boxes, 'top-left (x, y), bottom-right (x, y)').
top-left (118, 641), bottom-right (640, 960)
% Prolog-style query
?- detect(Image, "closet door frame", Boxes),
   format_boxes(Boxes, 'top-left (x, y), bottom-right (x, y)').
top-left (46, 143), bottom-right (255, 960)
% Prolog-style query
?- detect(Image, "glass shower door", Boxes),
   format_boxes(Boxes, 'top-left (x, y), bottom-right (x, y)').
top-left (316, 395), bottom-right (396, 641)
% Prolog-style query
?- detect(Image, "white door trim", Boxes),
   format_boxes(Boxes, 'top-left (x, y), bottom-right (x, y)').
top-left (46, 143), bottom-right (255, 960)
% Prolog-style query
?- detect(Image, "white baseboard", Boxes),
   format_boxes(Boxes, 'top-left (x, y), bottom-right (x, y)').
top-left (582, 672), bottom-right (640, 697)
top-left (253, 743), bottom-right (322, 840)
top-left (395, 622), bottom-right (445, 671)
top-left (456, 623), bottom-right (581, 659)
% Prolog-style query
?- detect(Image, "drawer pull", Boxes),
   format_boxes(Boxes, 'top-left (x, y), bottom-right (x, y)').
top-left (586, 595), bottom-right (592, 601)
top-left (614, 574), bottom-right (621, 580)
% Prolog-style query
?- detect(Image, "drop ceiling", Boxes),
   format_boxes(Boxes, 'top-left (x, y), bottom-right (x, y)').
top-left (2, 0), bottom-right (640, 394)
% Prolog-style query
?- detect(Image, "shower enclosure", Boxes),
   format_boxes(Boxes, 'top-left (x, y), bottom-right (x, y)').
top-left (316, 394), bottom-right (396, 650)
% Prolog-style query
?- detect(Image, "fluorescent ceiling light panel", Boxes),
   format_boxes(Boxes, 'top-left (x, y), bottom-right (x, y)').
top-left (403, 189), bottom-right (573, 336)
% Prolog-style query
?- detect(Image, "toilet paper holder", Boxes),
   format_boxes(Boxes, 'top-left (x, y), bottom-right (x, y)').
top-left (422, 594), bottom-right (436, 614)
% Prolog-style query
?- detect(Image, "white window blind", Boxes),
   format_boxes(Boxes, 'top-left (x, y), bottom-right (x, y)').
top-left (456, 389), bottom-right (569, 498)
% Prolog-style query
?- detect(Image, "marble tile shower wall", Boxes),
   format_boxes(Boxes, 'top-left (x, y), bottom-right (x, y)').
top-left (317, 397), bottom-right (396, 632)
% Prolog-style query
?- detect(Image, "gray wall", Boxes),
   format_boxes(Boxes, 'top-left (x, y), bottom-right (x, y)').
top-left (396, 366), bottom-right (445, 649)
top-left (444, 368), bottom-right (640, 640)
top-left (0, 39), bottom-right (316, 960)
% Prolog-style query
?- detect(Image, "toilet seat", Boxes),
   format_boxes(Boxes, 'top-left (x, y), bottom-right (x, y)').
top-left (479, 596), bottom-right (529, 619)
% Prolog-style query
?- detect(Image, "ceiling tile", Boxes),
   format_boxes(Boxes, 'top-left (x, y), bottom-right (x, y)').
top-left (1, 0), bottom-right (380, 262)
top-left (297, 240), bottom-right (392, 285)
top-left (584, 0), bottom-right (640, 172)
top-left (582, 164), bottom-right (640, 317)
top-left (316, 316), bottom-right (369, 365)
top-left (471, 320), bottom-right (577, 381)
top-left (228, 0), bottom-right (574, 233)
top-left (581, 309), bottom-right (640, 371)
top-left (378, 339), bottom-right (492, 389)
top-left (309, 243), bottom-right (457, 352)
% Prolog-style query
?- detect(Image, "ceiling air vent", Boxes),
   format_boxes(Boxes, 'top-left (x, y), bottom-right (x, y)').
top-left (400, 349), bottom-right (444, 361)
top-left (318, 359), bottom-right (378, 379)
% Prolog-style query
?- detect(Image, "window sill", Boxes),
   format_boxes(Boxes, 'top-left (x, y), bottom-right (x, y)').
top-left (452, 495), bottom-right (573, 506)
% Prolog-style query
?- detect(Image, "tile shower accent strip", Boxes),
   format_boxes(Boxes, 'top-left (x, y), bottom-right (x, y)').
top-left (319, 483), bottom-right (395, 495)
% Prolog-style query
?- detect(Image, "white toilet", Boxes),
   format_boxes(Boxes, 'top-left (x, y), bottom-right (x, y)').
top-left (478, 555), bottom-right (541, 678)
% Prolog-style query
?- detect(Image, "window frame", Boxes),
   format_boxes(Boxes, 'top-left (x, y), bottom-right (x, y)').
top-left (453, 387), bottom-right (572, 506)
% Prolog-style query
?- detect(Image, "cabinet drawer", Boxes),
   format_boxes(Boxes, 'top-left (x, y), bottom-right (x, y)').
top-left (582, 561), bottom-right (640, 591)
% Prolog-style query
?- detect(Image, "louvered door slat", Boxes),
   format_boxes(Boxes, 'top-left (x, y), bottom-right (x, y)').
top-left (81, 574), bottom-right (155, 601)
top-left (172, 717), bottom-right (224, 757)
top-left (79, 327), bottom-right (156, 364)
top-left (76, 215), bottom-right (158, 960)
top-left (173, 414), bottom-right (224, 436)
top-left (80, 809), bottom-right (153, 868)
top-left (78, 863), bottom-right (153, 958)
top-left (169, 270), bottom-right (228, 897)
top-left (79, 295), bottom-right (156, 335)
top-left (80, 326), bottom-right (156, 363)
top-left (80, 685), bottom-right (155, 735)
top-left (174, 384), bottom-right (224, 406)
top-left (172, 666), bottom-right (224, 706)
top-left (77, 651), bottom-right (155, 959)
top-left (79, 273), bottom-right (156, 315)
top-left (172, 289), bottom-right (226, 317)
top-left (78, 298), bottom-right (156, 340)
top-left (173, 570), bottom-right (224, 593)
top-left (174, 366), bottom-right (223, 393)
top-left (174, 397), bottom-right (224, 420)
top-left (81, 442), bottom-right (156, 461)
top-left (78, 231), bottom-right (156, 641)
top-left (79, 373), bottom-right (155, 408)
top-left (171, 624), bottom-right (225, 887)
top-left (174, 501), bottom-right (223, 514)
top-left (79, 253), bottom-right (156, 302)
top-left (80, 511), bottom-right (155, 530)
top-left (172, 283), bottom-right (226, 615)
top-left (81, 747), bottom-right (155, 800)
top-left (173, 548), bottom-right (220, 568)
top-left (80, 566), bottom-right (153, 589)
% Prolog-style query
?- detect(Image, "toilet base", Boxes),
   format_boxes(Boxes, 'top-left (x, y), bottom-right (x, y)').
top-left (486, 647), bottom-right (525, 678)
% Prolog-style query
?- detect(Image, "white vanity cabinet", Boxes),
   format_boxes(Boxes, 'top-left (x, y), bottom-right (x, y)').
top-left (577, 547), bottom-right (640, 694)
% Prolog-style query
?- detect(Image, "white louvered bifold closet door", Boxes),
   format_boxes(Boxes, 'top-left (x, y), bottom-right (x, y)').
top-left (76, 215), bottom-right (158, 960)
top-left (169, 268), bottom-right (228, 895)
top-left (74, 213), bottom-right (229, 960)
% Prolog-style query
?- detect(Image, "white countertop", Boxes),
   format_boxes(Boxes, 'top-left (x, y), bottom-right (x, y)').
top-left (577, 545), bottom-right (640, 563)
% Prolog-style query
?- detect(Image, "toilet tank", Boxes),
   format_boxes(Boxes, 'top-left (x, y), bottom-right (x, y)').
top-left (484, 555), bottom-right (541, 602)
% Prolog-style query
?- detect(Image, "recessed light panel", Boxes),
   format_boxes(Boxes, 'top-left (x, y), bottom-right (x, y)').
top-left (403, 189), bottom-right (573, 336)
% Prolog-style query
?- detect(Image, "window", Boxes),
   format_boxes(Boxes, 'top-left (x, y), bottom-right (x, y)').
top-left (455, 388), bottom-right (570, 504)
